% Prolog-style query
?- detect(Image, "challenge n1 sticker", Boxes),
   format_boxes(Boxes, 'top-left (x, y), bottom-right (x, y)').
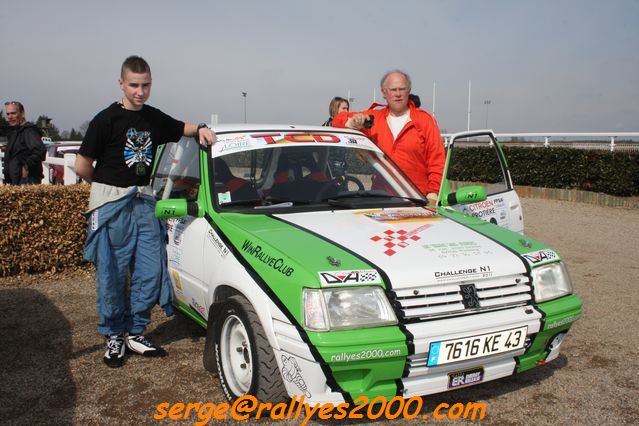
top-left (434, 265), bottom-right (493, 282)
top-left (522, 249), bottom-right (558, 266)
top-left (318, 269), bottom-right (381, 285)
top-left (207, 228), bottom-right (229, 258)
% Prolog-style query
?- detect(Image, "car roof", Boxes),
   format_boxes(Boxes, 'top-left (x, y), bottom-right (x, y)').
top-left (211, 123), bottom-right (363, 134)
top-left (210, 124), bottom-right (381, 157)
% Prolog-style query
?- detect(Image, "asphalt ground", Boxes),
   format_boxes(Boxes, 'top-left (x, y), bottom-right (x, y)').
top-left (1, 197), bottom-right (638, 425)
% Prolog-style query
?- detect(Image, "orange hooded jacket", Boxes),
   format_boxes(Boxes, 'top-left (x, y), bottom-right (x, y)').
top-left (332, 102), bottom-right (445, 195)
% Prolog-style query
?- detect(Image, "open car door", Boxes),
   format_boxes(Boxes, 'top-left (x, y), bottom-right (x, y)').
top-left (438, 130), bottom-right (524, 233)
top-left (151, 137), bottom-right (210, 314)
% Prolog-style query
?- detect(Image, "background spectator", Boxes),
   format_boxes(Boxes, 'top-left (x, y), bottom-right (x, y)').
top-left (2, 101), bottom-right (46, 185)
top-left (322, 96), bottom-right (349, 126)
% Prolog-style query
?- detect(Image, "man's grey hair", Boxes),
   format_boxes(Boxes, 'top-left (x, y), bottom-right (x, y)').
top-left (380, 70), bottom-right (412, 91)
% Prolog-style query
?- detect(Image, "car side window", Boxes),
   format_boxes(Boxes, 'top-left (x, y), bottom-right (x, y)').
top-left (152, 138), bottom-right (201, 201)
top-left (446, 135), bottom-right (510, 195)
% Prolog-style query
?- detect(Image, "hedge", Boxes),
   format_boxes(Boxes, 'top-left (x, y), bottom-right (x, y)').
top-left (447, 147), bottom-right (639, 197)
top-left (0, 184), bottom-right (89, 277)
top-left (1, 147), bottom-right (637, 278)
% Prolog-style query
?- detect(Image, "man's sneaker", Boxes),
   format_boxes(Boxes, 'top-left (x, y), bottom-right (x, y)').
top-left (126, 334), bottom-right (167, 357)
top-left (104, 334), bottom-right (126, 368)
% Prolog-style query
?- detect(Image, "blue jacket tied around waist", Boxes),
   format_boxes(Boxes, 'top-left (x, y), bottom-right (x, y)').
top-left (83, 189), bottom-right (174, 318)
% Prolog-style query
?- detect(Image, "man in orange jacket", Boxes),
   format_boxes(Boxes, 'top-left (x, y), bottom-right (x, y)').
top-left (332, 70), bottom-right (445, 204)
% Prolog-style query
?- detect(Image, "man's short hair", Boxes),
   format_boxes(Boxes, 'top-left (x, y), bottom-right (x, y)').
top-left (121, 55), bottom-right (151, 78)
top-left (380, 70), bottom-right (412, 91)
top-left (4, 101), bottom-right (24, 113)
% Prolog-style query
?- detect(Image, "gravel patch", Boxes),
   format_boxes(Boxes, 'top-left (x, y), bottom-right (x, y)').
top-left (1, 198), bottom-right (638, 425)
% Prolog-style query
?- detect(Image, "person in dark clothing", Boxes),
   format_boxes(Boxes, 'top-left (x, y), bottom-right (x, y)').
top-left (2, 101), bottom-right (46, 184)
top-left (409, 94), bottom-right (421, 108)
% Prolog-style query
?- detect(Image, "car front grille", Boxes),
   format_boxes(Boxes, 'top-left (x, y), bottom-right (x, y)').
top-left (392, 273), bottom-right (532, 321)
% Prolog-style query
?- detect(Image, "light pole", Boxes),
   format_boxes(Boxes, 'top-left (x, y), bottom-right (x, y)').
top-left (484, 99), bottom-right (492, 129)
top-left (467, 80), bottom-right (471, 133)
top-left (347, 89), bottom-right (354, 109)
top-left (432, 81), bottom-right (436, 115)
top-left (241, 92), bottom-right (247, 123)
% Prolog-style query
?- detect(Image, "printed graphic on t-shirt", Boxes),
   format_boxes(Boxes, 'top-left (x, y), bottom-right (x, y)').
top-left (124, 128), bottom-right (153, 167)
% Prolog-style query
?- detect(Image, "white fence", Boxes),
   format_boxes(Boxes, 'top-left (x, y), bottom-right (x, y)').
top-left (442, 131), bottom-right (639, 151)
top-left (42, 153), bottom-right (78, 185)
top-left (2, 131), bottom-right (639, 185)
top-left (0, 152), bottom-right (78, 185)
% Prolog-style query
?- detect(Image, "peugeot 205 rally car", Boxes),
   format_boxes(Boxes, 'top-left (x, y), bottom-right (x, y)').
top-left (151, 126), bottom-right (582, 404)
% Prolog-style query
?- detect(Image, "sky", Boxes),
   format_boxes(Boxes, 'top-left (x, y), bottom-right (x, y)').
top-left (1, 0), bottom-right (638, 134)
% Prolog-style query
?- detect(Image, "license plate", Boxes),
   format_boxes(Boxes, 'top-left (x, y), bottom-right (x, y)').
top-left (427, 326), bottom-right (527, 366)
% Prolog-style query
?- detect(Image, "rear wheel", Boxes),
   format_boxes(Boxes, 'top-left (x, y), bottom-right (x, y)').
top-left (213, 295), bottom-right (288, 403)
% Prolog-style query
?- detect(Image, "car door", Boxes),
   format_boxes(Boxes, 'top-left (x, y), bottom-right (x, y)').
top-left (440, 131), bottom-right (524, 233)
top-left (151, 138), bottom-right (210, 317)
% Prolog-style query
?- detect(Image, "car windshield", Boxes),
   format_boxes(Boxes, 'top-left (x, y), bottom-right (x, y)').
top-left (211, 143), bottom-right (425, 211)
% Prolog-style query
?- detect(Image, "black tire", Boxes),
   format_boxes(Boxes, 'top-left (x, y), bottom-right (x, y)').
top-left (213, 295), bottom-right (288, 404)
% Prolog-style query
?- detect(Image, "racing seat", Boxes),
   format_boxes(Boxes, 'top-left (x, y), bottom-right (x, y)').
top-left (304, 168), bottom-right (330, 184)
top-left (213, 158), bottom-right (259, 202)
top-left (270, 152), bottom-right (331, 202)
top-left (269, 153), bottom-right (298, 200)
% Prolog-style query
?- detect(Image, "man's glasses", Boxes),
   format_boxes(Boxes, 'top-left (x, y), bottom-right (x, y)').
top-left (4, 101), bottom-right (24, 112)
top-left (384, 87), bottom-right (409, 94)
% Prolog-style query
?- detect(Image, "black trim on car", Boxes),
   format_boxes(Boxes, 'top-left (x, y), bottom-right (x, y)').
top-left (270, 214), bottom-right (417, 395)
top-left (203, 213), bottom-right (352, 403)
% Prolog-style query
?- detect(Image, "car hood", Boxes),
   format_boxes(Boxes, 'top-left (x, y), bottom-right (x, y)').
top-left (256, 207), bottom-right (528, 289)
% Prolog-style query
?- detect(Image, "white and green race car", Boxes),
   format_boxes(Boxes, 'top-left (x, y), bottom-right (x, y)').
top-left (152, 126), bottom-right (582, 404)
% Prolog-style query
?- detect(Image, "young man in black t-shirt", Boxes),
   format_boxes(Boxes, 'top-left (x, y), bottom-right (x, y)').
top-left (76, 56), bottom-right (215, 368)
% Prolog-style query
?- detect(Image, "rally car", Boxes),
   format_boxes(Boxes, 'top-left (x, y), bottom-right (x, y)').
top-left (151, 125), bottom-right (582, 404)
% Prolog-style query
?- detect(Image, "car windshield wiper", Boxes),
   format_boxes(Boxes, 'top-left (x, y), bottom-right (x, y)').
top-left (325, 190), bottom-right (428, 206)
top-left (258, 196), bottom-right (313, 207)
top-left (219, 198), bottom-right (264, 207)
top-left (255, 201), bottom-right (294, 209)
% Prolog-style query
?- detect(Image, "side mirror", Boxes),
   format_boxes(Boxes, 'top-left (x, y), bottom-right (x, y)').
top-left (445, 185), bottom-right (487, 206)
top-left (155, 199), bottom-right (203, 219)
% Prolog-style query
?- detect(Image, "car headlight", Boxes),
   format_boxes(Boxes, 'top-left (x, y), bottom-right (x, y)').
top-left (532, 262), bottom-right (573, 303)
top-left (303, 286), bottom-right (397, 331)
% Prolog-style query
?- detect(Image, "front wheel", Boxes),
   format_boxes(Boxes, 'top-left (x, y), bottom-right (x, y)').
top-left (214, 295), bottom-right (288, 403)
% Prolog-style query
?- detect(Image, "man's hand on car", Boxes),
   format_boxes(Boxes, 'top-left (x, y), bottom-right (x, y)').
top-left (346, 113), bottom-right (372, 130)
top-left (198, 127), bottom-right (217, 146)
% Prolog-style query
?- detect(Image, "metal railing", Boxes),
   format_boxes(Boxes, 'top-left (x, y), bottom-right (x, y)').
top-left (442, 131), bottom-right (639, 151)
top-left (2, 131), bottom-right (638, 185)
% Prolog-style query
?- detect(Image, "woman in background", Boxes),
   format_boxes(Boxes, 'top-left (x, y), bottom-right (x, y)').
top-left (322, 97), bottom-right (349, 126)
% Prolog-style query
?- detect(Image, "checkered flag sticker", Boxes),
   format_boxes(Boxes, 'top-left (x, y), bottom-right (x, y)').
top-left (359, 271), bottom-right (379, 282)
top-left (371, 229), bottom-right (422, 256)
